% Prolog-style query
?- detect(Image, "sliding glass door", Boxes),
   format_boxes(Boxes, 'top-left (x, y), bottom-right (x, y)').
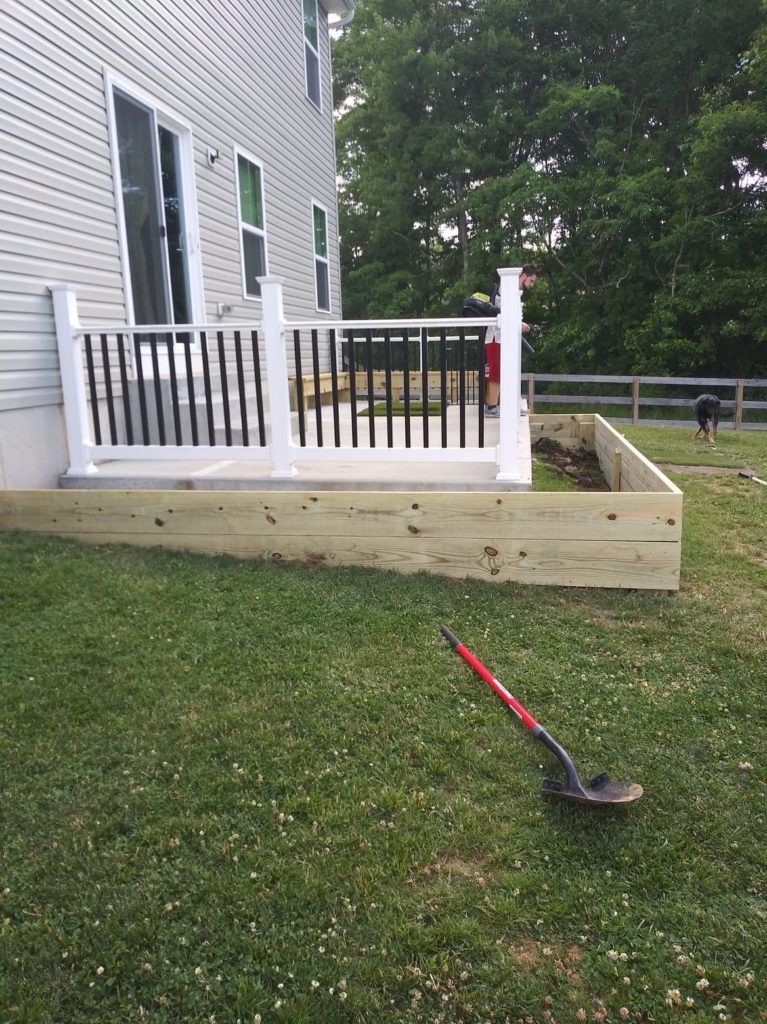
top-left (112, 88), bottom-right (195, 327)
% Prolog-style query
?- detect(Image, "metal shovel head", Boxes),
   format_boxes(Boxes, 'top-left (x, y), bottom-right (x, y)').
top-left (542, 771), bottom-right (644, 806)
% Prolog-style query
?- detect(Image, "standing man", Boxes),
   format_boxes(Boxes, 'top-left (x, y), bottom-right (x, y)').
top-left (484, 265), bottom-right (538, 416)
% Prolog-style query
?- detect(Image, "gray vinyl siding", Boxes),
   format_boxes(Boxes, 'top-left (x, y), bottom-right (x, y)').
top-left (0, 0), bottom-right (344, 413)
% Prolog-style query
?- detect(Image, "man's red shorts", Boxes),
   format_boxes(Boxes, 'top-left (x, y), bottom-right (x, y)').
top-left (485, 339), bottom-right (501, 383)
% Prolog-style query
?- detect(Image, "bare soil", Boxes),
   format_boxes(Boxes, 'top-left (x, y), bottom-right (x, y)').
top-left (532, 437), bottom-right (609, 490)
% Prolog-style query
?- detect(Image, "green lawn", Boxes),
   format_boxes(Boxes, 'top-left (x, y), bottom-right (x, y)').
top-left (1, 427), bottom-right (766, 1024)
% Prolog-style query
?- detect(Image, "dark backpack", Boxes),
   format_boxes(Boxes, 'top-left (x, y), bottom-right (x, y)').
top-left (461, 288), bottom-right (499, 318)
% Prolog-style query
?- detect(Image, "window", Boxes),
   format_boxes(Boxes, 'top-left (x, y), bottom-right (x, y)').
top-left (236, 151), bottom-right (268, 299)
top-left (312, 202), bottom-right (330, 312)
top-left (303, 0), bottom-right (321, 109)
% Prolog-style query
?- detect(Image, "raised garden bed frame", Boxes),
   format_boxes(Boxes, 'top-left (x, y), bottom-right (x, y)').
top-left (0, 415), bottom-right (681, 591)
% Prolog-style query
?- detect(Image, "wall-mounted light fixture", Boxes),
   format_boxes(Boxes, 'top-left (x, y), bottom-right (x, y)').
top-left (206, 147), bottom-right (220, 167)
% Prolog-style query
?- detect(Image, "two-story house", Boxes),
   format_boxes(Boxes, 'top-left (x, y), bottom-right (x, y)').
top-left (0, 0), bottom-right (356, 488)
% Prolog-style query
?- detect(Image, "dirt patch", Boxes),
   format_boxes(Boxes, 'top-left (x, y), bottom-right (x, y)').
top-left (532, 438), bottom-right (608, 490)
top-left (507, 939), bottom-right (583, 983)
top-left (656, 463), bottom-right (747, 475)
top-left (413, 852), bottom-right (495, 886)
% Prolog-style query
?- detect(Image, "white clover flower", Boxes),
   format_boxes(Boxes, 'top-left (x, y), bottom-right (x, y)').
top-left (96, 966), bottom-right (105, 976)
top-left (665, 989), bottom-right (681, 1007)
top-left (695, 978), bottom-right (709, 991)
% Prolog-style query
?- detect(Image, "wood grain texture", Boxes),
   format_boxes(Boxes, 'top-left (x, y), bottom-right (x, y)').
top-left (0, 488), bottom-right (682, 542)
top-left (0, 411), bottom-right (683, 592)
top-left (1, 484), bottom-right (682, 590)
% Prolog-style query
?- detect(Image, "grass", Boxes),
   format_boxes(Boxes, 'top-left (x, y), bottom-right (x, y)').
top-left (359, 402), bottom-right (443, 416)
top-left (533, 402), bottom-right (767, 430)
top-left (621, 424), bottom-right (767, 475)
top-left (1, 426), bottom-right (766, 1024)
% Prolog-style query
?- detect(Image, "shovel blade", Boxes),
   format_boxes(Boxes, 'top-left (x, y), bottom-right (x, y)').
top-left (542, 772), bottom-right (643, 806)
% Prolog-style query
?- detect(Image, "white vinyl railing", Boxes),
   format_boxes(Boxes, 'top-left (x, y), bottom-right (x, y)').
top-left (51, 269), bottom-right (526, 482)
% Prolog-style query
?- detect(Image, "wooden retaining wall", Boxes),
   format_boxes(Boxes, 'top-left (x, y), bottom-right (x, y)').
top-left (0, 416), bottom-right (682, 591)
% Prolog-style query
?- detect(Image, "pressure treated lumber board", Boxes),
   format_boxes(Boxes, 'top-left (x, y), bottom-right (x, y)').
top-left (1, 486), bottom-right (682, 589)
top-left (529, 414), bottom-right (595, 449)
top-left (0, 520), bottom-right (681, 589)
top-left (593, 417), bottom-right (681, 494)
top-left (0, 489), bottom-right (682, 543)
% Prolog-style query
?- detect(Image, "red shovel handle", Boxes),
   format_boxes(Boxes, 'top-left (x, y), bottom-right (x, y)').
top-left (441, 626), bottom-right (540, 731)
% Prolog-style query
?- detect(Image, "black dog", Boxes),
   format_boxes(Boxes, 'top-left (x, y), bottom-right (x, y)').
top-left (693, 394), bottom-right (721, 444)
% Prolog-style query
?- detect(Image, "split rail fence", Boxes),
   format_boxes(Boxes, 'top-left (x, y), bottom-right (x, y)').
top-left (523, 374), bottom-right (767, 428)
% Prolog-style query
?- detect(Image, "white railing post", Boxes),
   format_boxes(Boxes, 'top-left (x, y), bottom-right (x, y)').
top-left (496, 266), bottom-right (522, 481)
top-left (50, 285), bottom-right (97, 476)
top-left (258, 276), bottom-right (297, 478)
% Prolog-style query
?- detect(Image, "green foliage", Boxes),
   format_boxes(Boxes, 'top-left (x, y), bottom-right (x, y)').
top-left (334, 0), bottom-right (767, 376)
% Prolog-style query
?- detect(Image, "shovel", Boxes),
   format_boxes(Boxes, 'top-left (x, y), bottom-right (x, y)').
top-left (441, 626), bottom-right (643, 806)
top-left (739, 471), bottom-right (767, 486)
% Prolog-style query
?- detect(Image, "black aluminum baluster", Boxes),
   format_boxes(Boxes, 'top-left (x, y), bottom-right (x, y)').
top-left (166, 332), bottom-right (183, 445)
top-left (83, 334), bottom-right (101, 445)
top-left (217, 330), bottom-right (232, 446)
top-left (440, 327), bottom-right (448, 448)
top-left (365, 328), bottom-right (375, 447)
top-left (199, 331), bottom-right (216, 445)
top-left (149, 333), bottom-right (165, 445)
top-left (420, 328), bottom-right (429, 448)
top-left (383, 328), bottom-right (393, 447)
top-left (251, 330), bottom-right (266, 447)
top-left (311, 328), bottom-right (323, 447)
top-left (458, 326), bottom-right (467, 448)
top-left (133, 333), bottom-right (150, 445)
top-left (347, 330), bottom-right (358, 447)
top-left (329, 328), bottom-right (341, 448)
top-left (234, 331), bottom-right (249, 447)
top-left (183, 333), bottom-right (199, 446)
top-left (100, 333), bottom-right (118, 444)
top-left (402, 328), bottom-right (411, 448)
top-left (116, 332), bottom-right (134, 445)
top-left (478, 327), bottom-right (486, 448)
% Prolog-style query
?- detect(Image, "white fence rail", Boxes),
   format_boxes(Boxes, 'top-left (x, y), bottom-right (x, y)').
top-left (51, 270), bottom-right (527, 482)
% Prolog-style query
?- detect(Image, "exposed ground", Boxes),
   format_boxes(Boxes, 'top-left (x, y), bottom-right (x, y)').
top-left (531, 437), bottom-right (609, 489)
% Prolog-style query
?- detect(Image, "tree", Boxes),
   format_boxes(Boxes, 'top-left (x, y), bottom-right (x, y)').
top-left (334, 0), bottom-right (766, 375)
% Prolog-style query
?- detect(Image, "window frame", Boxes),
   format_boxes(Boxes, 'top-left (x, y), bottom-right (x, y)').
top-left (311, 199), bottom-right (331, 313)
top-left (234, 146), bottom-right (269, 302)
top-left (104, 69), bottom-right (205, 328)
top-left (303, 0), bottom-right (322, 111)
